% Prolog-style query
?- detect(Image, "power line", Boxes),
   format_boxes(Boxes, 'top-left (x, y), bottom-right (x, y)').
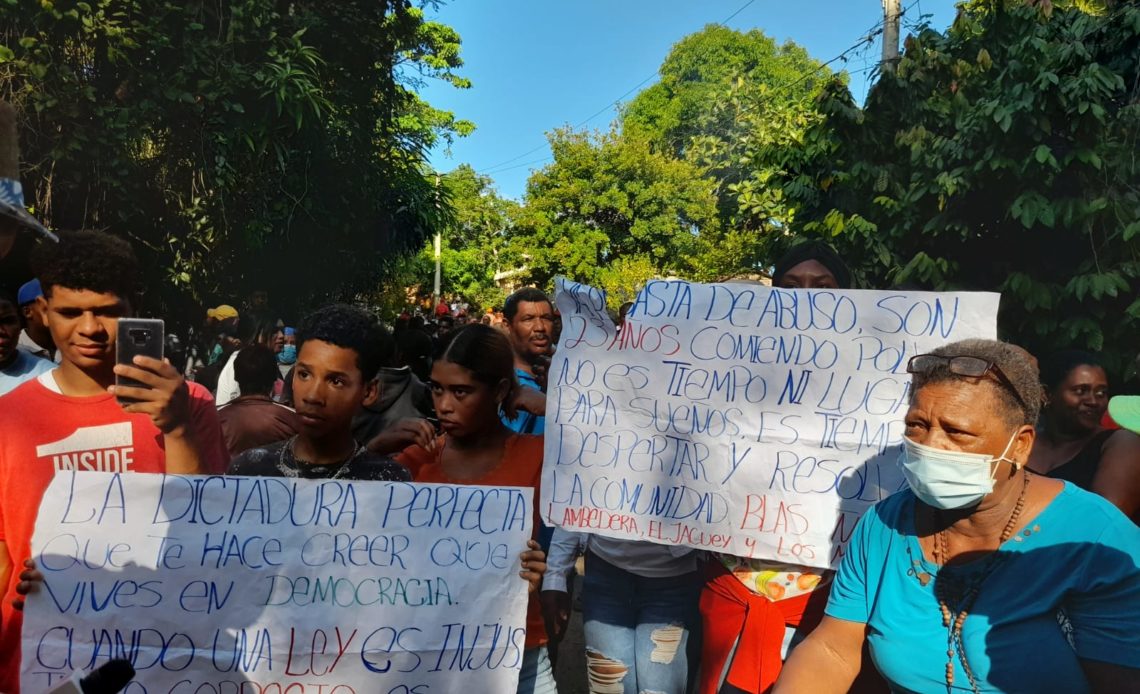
top-left (481, 0), bottom-right (1128, 180)
top-left (481, 155), bottom-right (555, 176)
top-left (478, 0), bottom-right (924, 178)
top-left (720, 0), bottom-right (758, 24)
top-left (726, 0), bottom-right (921, 120)
top-left (481, 22), bottom-right (883, 179)
top-left (478, 0), bottom-right (758, 176)
top-left (480, 71), bottom-right (661, 177)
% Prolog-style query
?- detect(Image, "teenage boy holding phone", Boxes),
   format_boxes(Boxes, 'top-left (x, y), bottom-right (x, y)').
top-left (0, 231), bottom-right (228, 692)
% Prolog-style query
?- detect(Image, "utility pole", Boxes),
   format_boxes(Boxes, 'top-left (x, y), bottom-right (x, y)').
top-left (881, 0), bottom-right (901, 73)
top-left (433, 173), bottom-right (441, 307)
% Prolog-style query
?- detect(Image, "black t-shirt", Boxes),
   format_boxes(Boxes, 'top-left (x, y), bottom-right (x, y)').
top-left (228, 437), bottom-right (411, 481)
top-left (1045, 429), bottom-right (1115, 491)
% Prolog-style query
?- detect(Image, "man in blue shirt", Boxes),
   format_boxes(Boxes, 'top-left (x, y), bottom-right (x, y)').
top-left (501, 287), bottom-right (554, 435)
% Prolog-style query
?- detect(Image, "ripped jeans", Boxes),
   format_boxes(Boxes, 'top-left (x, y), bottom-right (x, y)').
top-left (582, 553), bottom-right (702, 694)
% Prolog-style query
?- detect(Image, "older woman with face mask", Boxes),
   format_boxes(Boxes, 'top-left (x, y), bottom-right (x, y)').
top-left (775, 339), bottom-right (1140, 694)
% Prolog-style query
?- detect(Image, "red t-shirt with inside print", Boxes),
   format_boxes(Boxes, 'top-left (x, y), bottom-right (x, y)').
top-left (0, 375), bottom-right (227, 693)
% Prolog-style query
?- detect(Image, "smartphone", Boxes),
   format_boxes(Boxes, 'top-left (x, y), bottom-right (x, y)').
top-left (116, 318), bottom-right (165, 404)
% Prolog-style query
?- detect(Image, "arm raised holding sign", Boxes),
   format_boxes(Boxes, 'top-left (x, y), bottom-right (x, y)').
top-left (520, 539), bottom-right (547, 594)
top-left (512, 385), bottom-right (547, 419)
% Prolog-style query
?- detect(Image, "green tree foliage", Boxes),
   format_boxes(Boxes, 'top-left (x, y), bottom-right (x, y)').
top-left (436, 164), bottom-right (519, 309)
top-left (369, 164), bottom-right (519, 314)
top-left (0, 0), bottom-right (471, 319)
top-left (782, 1), bottom-right (1140, 367)
top-left (515, 126), bottom-right (720, 303)
top-left (511, 28), bottom-right (827, 294)
top-left (621, 25), bottom-right (832, 278)
top-left (683, 75), bottom-right (826, 277)
top-left (623, 25), bottom-right (825, 156)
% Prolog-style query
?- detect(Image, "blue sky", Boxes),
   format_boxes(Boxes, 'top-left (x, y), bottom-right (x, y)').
top-left (422, 0), bottom-right (961, 200)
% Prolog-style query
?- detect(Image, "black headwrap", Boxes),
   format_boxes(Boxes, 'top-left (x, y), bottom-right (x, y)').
top-left (772, 240), bottom-right (852, 289)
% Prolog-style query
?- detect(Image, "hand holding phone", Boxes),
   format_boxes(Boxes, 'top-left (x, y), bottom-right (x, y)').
top-left (113, 319), bottom-right (191, 435)
top-left (115, 319), bottom-right (164, 403)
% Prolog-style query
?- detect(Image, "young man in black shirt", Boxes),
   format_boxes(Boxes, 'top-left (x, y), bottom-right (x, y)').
top-left (229, 304), bottom-right (409, 481)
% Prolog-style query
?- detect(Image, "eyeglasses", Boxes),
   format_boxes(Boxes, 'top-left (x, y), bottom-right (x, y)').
top-left (906, 354), bottom-right (1027, 408)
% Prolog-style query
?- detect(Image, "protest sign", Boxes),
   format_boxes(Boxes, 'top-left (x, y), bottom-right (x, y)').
top-left (542, 279), bottom-right (999, 569)
top-left (22, 472), bottom-right (532, 694)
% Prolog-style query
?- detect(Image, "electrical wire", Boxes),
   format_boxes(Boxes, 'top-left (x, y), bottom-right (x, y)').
top-left (476, 0), bottom-right (1127, 178)
top-left (478, 0), bottom-right (925, 176)
top-left (479, 155), bottom-right (555, 176)
top-left (477, 0), bottom-right (758, 175)
top-left (719, 0), bottom-right (923, 123)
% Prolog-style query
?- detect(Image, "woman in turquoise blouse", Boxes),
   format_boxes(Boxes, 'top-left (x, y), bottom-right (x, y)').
top-left (775, 339), bottom-right (1140, 694)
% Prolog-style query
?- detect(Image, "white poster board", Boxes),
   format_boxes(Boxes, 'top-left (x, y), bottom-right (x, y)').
top-left (22, 472), bottom-right (532, 693)
top-left (542, 279), bottom-right (999, 569)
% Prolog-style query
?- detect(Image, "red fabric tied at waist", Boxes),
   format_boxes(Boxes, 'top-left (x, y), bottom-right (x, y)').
top-left (698, 561), bottom-right (827, 694)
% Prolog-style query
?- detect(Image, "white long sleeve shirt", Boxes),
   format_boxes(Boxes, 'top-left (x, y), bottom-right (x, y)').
top-left (544, 528), bottom-right (699, 592)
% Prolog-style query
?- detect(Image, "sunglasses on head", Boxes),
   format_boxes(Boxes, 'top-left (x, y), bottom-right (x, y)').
top-left (906, 354), bottom-right (1027, 408)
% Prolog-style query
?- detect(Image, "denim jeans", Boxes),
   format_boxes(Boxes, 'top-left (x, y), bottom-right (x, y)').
top-left (582, 553), bottom-right (702, 694)
top-left (517, 646), bottom-right (559, 694)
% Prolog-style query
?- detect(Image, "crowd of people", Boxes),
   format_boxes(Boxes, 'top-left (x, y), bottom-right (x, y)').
top-left (0, 218), bottom-right (1139, 694)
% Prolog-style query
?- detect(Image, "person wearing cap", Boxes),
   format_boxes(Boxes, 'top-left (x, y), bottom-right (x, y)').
top-left (205, 304), bottom-right (240, 366)
top-left (0, 285), bottom-right (52, 396)
top-left (207, 303), bottom-right (239, 323)
top-left (15, 278), bottom-right (53, 361)
top-left (770, 239), bottom-right (853, 289)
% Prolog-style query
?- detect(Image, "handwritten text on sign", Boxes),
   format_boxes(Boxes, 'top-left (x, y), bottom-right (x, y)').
top-left (23, 472), bottom-right (532, 694)
top-left (542, 279), bottom-right (998, 569)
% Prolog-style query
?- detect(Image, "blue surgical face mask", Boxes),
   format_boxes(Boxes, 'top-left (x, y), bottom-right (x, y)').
top-left (277, 344), bottom-right (298, 365)
top-left (898, 433), bottom-right (1020, 510)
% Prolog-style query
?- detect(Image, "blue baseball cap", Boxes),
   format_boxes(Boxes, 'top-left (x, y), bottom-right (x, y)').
top-left (17, 278), bottom-right (42, 306)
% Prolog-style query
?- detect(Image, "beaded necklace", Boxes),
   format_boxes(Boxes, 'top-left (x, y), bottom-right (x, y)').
top-left (932, 472), bottom-right (1030, 694)
top-left (274, 435), bottom-right (365, 480)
